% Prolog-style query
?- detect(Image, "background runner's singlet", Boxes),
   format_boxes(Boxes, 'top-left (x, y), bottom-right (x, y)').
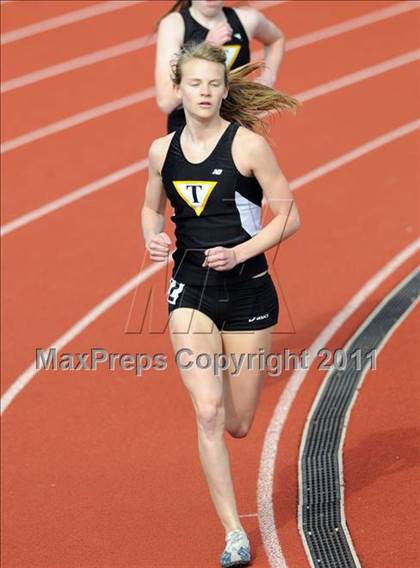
top-left (167, 6), bottom-right (250, 133)
top-left (161, 121), bottom-right (268, 285)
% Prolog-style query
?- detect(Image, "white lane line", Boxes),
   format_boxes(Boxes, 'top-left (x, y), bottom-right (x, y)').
top-left (0, 260), bottom-right (167, 415)
top-left (1, 121), bottom-right (418, 414)
top-left (0, 160), bottom-right (149, 236)
top-left (0, 34), bottom-right (157, 94)
top-left (1, 54), bottom-right (418, 236)
top-left (1, 2), bottom-right (417, 94)
top-left (257, 239), bottom-right (420, 568)
top-left (4, 46), bottom-right (417, 156)
top-left (248, 0), bottom-right (287, 7)
top-left (297, 49), bottom-right (420, 103)
top-left (1, 88), bottom-right (156, 153)
top-left (0, 1), bottom-right (145, 46)
top-left (0, 1), bottom-right (280, 94)
top-left (254, 0), bottom-right (420, 61)
top-left (290, 120), bottom-right (420, 191)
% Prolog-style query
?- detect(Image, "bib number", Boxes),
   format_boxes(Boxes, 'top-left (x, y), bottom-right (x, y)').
top-left (167, 278), bottom-right (185, 305)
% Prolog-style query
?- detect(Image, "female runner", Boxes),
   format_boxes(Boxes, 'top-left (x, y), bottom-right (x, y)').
top-left (141, 42), bottom-right (300, 567)
top-left (155, 0), bottom-right (285, 132)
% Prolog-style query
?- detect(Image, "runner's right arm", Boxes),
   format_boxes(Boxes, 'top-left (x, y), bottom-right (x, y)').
top-left (141, 139), bottom-right (171, 261)
top-left (155, 13), bottom-right (185, 115)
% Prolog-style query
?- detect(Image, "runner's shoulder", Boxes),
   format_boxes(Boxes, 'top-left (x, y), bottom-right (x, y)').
top-left (149, 132), bottom-right (176, 172)
top-left (234, 6), bottom-right (260, 35)
top-left (235, 126), bottom-right (268, 155)
top-left (157, 10), bottom-right (184, 37)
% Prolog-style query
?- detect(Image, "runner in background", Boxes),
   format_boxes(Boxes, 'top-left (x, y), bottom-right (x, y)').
top-left (155, 0), bottom-right (285, 132)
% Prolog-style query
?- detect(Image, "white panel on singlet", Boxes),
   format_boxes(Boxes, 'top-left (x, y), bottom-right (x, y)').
top-left (234, 191), bottom-right (261, 236)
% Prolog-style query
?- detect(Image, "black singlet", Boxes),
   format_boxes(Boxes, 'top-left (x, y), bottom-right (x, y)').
top-left (167, 6), bottom-right (250, 133)
top-left (161, 122), bottom-right (268, 286)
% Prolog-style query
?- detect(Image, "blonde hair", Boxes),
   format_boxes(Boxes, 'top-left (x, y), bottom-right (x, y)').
top-left (170, 42), bottom-right (299, 131)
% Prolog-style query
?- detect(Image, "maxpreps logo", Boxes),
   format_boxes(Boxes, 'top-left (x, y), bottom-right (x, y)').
top-left (172, 180), bottom-right (218, 216)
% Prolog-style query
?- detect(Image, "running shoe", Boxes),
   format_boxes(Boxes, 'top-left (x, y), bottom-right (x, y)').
top-left (220, 528), bottom-right (251, 567)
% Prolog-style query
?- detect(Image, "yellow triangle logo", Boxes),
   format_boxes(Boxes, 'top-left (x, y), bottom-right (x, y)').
top-left (223, 45), bottom-right (241, 70)
top-left (172, 180), bottom-right (218, 216)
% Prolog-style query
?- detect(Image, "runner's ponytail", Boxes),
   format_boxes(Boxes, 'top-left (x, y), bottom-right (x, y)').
top-left (220, 61), bottom-right (298, 131)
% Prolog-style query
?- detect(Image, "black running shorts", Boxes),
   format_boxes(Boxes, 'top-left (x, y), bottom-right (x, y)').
top-left (167, 272), bottom-right (279, 331)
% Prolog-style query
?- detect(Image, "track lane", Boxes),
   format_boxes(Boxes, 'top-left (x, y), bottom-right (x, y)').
top-left (344, 310), bottom-right (420, 568)
top-left (267, 132), bottom-right (420, 565)
top-left (0, 1), bottom-right (99, 33)
top-left (1, 1), bottom-right (153, 81)
top-left (1, 1), bottom-right (146, 47)
top-left (265, 248), bottom-right (419, 568)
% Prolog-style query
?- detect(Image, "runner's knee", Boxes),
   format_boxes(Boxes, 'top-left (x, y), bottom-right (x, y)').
top-left (196, 401), bottom-right (225, 437)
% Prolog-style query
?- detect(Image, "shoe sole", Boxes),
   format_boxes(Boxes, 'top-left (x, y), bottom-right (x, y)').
top-left (221, 561), bottom-right (251, 568)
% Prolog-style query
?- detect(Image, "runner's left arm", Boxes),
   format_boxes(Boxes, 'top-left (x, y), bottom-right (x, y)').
top-left (237, 7), bottom-right (285, 88)
top-left (204, 130), bottom-right (299, 271)
top-left (232, 132), bottom-right (300, 264)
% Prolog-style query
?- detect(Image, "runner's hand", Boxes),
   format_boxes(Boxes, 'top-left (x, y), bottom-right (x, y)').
top-left (146, 232), bottom-right (171, 262)
top-left (206, 22), bottom-right (233, 46)
top-left (203, 246), bottom-right (238, 271)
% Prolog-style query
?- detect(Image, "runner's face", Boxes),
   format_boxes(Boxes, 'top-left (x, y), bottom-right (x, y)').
top-left (191, 0), bottom-right (224, 18)
top-left (177, 58), bottom-right (227, 120)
